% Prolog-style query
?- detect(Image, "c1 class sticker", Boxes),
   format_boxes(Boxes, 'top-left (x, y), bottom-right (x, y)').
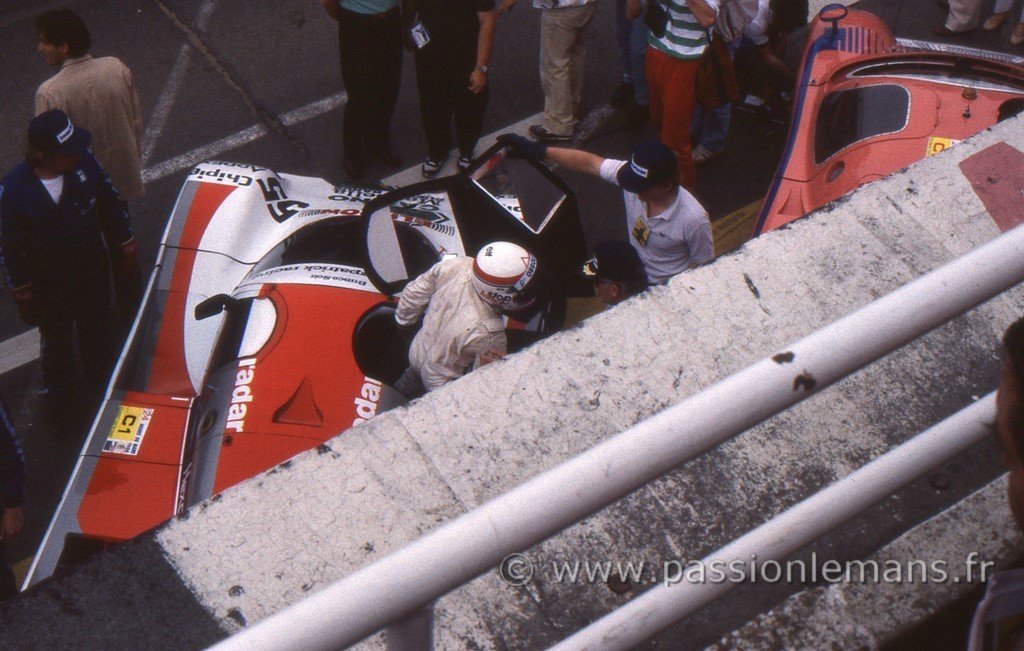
top-left (926, 137), bottom-right (960, 157)
top-left (104, 405), bottom-right (154, 456)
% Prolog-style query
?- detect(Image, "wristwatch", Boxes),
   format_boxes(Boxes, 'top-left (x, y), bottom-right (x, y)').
top-left (475, 64), bottom-right (490, 73)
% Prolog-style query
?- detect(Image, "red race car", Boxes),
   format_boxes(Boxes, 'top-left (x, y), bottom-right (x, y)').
top-left (755, 4), bottom-right (1024, 235)
top-left (26, 144), bottom-right (590, 586)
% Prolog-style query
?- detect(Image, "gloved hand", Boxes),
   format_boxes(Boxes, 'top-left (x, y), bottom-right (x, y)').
top-left (11, 285), bottom-right (37, 326)
top-left (497, 133), bottom-right (547, 161)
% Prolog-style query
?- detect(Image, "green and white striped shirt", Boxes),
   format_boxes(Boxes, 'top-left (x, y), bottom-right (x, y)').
top-left (647, 0), bottom-right (719, 60)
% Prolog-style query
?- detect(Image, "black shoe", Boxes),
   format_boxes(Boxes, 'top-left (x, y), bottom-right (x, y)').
top-left (378, 144), bottom-right (402, 168)
top-left (528, 124), bottom-right (572, 142)
top-left (933, 25), bottom-right (973, 36)
top-left (610, 81), bottom-right (635, 108)
top-left (343, 157), bottom-right (366, 180)
top-left (421, 157), bottom-right (444, 178)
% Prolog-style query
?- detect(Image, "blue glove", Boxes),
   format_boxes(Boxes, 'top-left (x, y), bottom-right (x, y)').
top-left (497, 134), bottom-right (548, 161)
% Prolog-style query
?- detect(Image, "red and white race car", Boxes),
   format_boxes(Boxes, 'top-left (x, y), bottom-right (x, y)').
top-left (754, 4), bottom-right (1024, 235)
top-left (26, 144), bottom-right (589, 586)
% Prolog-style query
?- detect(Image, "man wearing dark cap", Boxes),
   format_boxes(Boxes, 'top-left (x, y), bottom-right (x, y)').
top-left (0, 109), bottom-right (139, 431)
top-left (500, 135), bottom-right (713, 284)
top-left (583, 240), bottom-right (649, 305)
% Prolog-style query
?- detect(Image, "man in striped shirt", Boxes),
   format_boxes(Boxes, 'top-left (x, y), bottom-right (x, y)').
top-left (627, 0), bottom-right (719, 191)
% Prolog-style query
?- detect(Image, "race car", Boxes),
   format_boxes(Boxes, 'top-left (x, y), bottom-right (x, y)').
top-left (25, 144), bottom-right (590, 586)
top-left (754, 4), bottom-right (1024, 236)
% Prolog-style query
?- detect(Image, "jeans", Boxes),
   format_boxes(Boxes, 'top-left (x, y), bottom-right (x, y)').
top-left (691, 103), bottom-right (731, 153)
top-left (614, 0), bottom-right (650, 105)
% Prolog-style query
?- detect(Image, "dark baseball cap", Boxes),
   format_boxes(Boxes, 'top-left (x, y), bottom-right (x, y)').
top-left (616, 140), bottom-right (677, 193)
top-left (28, 109), bottom-right (91, 155)
top-left (582, 240), bottom-right (648, 285)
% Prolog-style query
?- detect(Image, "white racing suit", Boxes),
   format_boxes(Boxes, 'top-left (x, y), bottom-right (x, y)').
top-left (395, 257), bottom-right (506, 392)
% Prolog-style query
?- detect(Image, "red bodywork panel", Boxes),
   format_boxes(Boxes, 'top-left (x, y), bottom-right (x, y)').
top-left (210, 283), bottom-right (384, 494)
top-left (756, 8), bottom-right (1024, 235)
top-left (78, 392), bottom-right (191, 541)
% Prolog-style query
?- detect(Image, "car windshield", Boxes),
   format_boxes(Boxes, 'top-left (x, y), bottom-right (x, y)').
top-left (250, 218), bottom-right (365, 275)
top-left (814, 84), bottom-right (910, 164)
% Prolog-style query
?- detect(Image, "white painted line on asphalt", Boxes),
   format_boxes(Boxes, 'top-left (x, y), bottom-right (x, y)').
top-left (141, 0), bottom-right (220, 166)
top-left (0, 329), bottom-right (39, 376)
top-left (142, 45), bottom-right (192, 166)
top-left (141, 92), bottom-right (346, 184)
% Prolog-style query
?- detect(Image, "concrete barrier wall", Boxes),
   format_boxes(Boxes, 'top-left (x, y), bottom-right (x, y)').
top-left (4, 59), bottom-right (1023, 651)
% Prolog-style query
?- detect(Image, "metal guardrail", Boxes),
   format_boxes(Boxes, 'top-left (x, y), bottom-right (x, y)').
top-left (211, 223), bottom-right (1024, 651)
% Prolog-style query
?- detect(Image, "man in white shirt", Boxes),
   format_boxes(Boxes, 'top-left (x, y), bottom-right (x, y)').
top-left (500, 135), bottom-right (713, 284)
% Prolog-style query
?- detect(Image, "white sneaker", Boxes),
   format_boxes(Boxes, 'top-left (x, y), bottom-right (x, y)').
top-left (692, 144), bottom-right (721, 164)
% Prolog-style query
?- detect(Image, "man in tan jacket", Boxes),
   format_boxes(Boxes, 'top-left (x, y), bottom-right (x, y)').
top-left (35, 8), bottom-right (144, 200)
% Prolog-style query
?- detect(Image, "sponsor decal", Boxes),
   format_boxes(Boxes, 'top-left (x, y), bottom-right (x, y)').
top-left (176, 459), bottom-right (192, 514)
top-left (189, 166), bottom-right (254, 187)
top-left (246, 263), bottom-right (373, 291)
top-left (389, 194), bottom-right (456, 236)
top-left (328, 187), bottom-right (387, 202)
top-left (926, 136), bottom-right (960, 157)
top-left (293, 207), bottom-right (363, 219)
top-left (57, 118), bottom-right (74, 144)
top-left (225, 358), bottom-right (257, 433)
top-left (629, 157), bottom-right (650, 178)
top-left (352, 377), bottom-right (383, 426)
top-left (104, 405), bottom-right (154, 455)
top-left (205, 161), bottom-right (269, 173)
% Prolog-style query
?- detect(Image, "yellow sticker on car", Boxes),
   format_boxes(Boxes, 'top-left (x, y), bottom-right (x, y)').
top-left (926, 137), bottom-right (960, 157)
top-left (104, 405), bottom-right (153, 456)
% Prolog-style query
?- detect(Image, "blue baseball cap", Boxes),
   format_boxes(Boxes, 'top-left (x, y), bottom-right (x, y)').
top-left (616, 140), bottom-right (677, 193)
top-left (28, 109), bottom-right (91, 155)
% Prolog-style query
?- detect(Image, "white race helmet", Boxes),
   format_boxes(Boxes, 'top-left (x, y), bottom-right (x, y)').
top-left (472, 241), bottom-right (538, 309)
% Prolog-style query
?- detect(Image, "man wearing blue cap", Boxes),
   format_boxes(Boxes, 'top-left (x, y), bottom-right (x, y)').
top-left (500, 135), bottom-right (713, 284)
top-left (0, 109), bottom-right (139, 432)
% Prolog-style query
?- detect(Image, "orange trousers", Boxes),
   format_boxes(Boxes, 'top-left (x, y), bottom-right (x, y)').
top-left (645, 46), bottom-right (699, 191)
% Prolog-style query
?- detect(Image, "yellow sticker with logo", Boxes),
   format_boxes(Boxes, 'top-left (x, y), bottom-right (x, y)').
top-left (104, 405), bottom-right (154, 456)
top-left (632, 216), bottom-right (651, 246)
top-left (926, 137), bottom-right (960, 157)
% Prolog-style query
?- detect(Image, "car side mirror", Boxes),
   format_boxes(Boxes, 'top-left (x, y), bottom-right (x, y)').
top-left (194, 294), bottom-right (237, 320)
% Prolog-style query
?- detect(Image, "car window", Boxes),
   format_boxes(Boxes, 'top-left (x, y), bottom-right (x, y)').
top-left (471, 150), bottom-right (567, 234)
top-left (250, 219), bottom-right (366, 275)
top-left (814, 84), bottom-right (910, 164)
top-left (365, 202), bottom-right (445, 287)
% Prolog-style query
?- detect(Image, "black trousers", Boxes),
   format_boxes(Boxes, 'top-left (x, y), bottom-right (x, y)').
top-left (0, 539), bottom-right (15, 600)
top-left (33, 245), bottom-right (116, 402)
top-left (337, 7), bottom-right (403, 166)
top-left (414, 35), bottom-right (489, 160)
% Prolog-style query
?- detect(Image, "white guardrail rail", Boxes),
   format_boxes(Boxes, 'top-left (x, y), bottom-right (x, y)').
top-left (210, 223), bottom-right (1024, 650)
